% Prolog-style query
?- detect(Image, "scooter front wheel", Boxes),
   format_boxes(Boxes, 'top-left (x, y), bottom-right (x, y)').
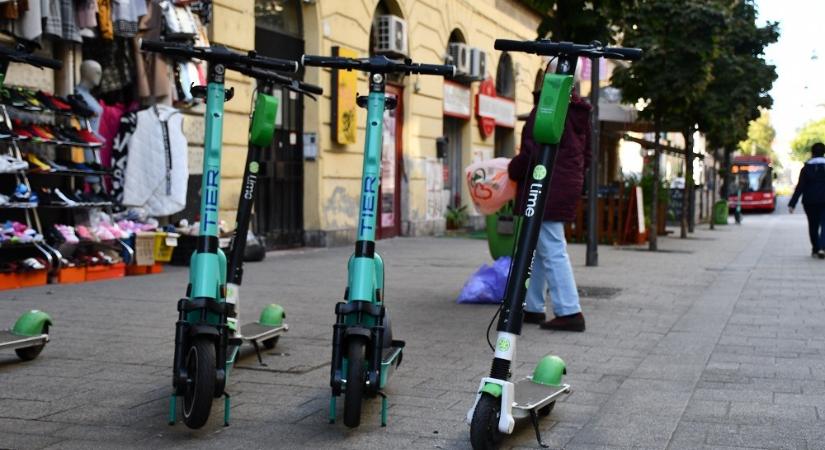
top-left (470, 393), bottom-right (504, 450)
top-left (182, 337), bottom-right (215, 429)
top-left (343, 337), bottom-right (366, 428)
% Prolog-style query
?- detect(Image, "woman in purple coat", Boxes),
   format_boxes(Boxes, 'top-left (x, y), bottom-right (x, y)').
top-left (508, 85), bottom-right (591, 332)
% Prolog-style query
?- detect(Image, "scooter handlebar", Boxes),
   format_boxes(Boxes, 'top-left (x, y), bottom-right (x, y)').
top-left (302, 54), bottom-right (455, 77)
top-left (141, 40), bottom-right (299, 73)
top-left (494, 39), bottom-right (642, 61)
top-left (235, 65), bottom-right (324, 96)
top-left (0, 46), bottom-right (62, 70)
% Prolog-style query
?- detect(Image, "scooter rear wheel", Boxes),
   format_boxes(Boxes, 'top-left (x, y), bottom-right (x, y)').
top-left (182, 337), bottom-right (215, 429)
top-left (262, 336), bottom-right (279, 349)
top-left (470, 393), bottom-right (504, 450)
top-left (15, 324), bottom-right (47, 361)
top-left (343, 337), bottom-right (366, 428)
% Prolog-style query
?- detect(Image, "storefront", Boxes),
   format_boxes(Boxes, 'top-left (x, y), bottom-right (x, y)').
top-left (0, 0), bottom-right (258, 289)
top-left (300, 0), bottom-right (543, 245)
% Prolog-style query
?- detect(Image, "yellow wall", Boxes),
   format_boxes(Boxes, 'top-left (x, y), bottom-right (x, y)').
top-left (301, 0), bottom-right (543, 245)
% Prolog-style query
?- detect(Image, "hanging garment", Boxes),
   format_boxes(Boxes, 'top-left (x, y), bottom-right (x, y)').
top-left (97, 0), bottom-right (113, 39)
top-left (9, 0), bottom-right (39, 40)
top-left (84, 37), bottom-right (134, 95)
top-left (75, 0), bottom-right (98, 29)
top-left (122, 104), bottom-right (188, 216)
top-left (112, 0), bottom-right (147, 37)
top-left (43, 0), bottom-right (81, 42)
top-left (110, 110), bottom-right (137, 209)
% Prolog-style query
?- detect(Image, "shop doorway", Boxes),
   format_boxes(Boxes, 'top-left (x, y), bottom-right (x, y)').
top-left (254, 0), bottom-right (305, 248)
top-left (495, 52), bottom-right (516, 158)
top-left (443, 117), bottom-right (464, 208)
top-left (378, 85), bottom-right (403, 239)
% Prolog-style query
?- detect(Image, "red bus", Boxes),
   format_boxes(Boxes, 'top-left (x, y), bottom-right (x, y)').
top-left (729, 155), bottom-right (775, 212)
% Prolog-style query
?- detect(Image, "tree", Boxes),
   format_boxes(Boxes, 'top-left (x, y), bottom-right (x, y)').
top-left (612, 0), bottom-right (725, 242)
top-left (522, 0), bottom-right (627, 42)
top-left (738, 109), bottom-right (781, 168)
top-left (791, 118), bottom-right (825, 161)
top-left (700, 0), bottom-right (778, 198)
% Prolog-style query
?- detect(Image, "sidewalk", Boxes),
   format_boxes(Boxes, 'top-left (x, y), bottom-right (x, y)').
top-left (0, 204), bottom-right (822, 449)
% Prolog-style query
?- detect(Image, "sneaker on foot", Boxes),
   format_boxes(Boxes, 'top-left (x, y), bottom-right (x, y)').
top-left (540, 312), bottom-right (586, 332)
top-left (523, 311), bottom-right (546, 324)
top-left (819, 250), bottom-right (825, 260)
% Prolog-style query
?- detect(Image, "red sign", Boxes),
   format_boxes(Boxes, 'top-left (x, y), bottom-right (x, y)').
top-left (476, 78), bottom-right (496, 138)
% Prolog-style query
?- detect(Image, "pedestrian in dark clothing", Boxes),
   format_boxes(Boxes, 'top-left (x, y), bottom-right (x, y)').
top-left (508, 83), bottom-right (591, 332)
top-left (789, 142), bottom-right (825, 258)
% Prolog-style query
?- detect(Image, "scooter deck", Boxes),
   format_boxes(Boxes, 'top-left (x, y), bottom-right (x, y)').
top-left (0, 330), bottom-right (48, 351)
top-left (379, 340), bottom-right (404, 389)
top-left (511, 377), bottom-right (570, 419)
top-left (239, 322), bottom-right (288, 343)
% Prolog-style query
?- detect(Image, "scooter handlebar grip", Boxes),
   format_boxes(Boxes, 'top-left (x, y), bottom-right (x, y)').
top-left (301, 54), bottom-right (357, 70)
top-left (20, 53), bottom-right (62, 70)
top-left (410, 63), bottom-right (455, 77)
top-left (494, 39), bottom-right (545, 54)
top-left (247, 53), bottom-right (298, 73)
top-left (297, 80), bottom-right (324, 95)
top-left (603, 47), bottom-right (643, 61)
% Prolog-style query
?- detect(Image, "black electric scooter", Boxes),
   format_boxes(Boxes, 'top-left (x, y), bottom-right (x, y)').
top-left (467, 39), bottom-right (641, 449)
top-left (224, 66), bottom-right (322, 364)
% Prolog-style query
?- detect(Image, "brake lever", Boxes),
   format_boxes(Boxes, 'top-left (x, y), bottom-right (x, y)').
top-left (284, 84), bottom-right (317, 101)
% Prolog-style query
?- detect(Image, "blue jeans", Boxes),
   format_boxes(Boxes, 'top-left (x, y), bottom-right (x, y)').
top-left (524, 221), bottom-right (582, 317)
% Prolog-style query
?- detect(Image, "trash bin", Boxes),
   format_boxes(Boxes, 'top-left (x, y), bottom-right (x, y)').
top-left (486, 204), bottom-right (521, 259)
top-left (713, 200), bottom-right (729, 225)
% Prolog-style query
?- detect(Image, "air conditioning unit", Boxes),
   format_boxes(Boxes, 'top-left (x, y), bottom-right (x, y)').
top-left (447, 43), bottom-right (470, 76)
top-left (470, 48), bottom-right (488, 80)
top-left (374, 15), bottom-right (408, 58)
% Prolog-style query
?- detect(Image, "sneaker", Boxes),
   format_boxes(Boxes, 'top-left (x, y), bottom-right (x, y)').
top-left (523, 311), bottom-right (546, 324)
top-left (819, 250), bottom-right (825, 260)
top-left (540, 312), bottom-right (586, 332)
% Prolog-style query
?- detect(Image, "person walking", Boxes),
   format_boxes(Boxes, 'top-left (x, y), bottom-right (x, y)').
top-left (508, 78), bottom-right (591, 332)
top-left (789, 142), bottom-right (825, 258)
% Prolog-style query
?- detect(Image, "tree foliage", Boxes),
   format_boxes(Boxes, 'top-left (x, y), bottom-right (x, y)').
top-left (791, 118), bottom-right (825, 161)
top-left (521, 0), bottom-right (626, 42)
top-left (701, 1), bottom-right (778, 159)
top-left (611, 0), bottom-right (725, 130)
top-left (738, 109), bottom-right (780, 166)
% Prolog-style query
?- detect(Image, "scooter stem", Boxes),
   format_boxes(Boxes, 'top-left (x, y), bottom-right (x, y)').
top-left (349, 73), bottom-right (385, 302)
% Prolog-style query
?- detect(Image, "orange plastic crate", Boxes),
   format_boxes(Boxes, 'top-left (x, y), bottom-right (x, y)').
top-left (126, 263), bottom-right (163, 276)
top-left (58, 266), bottom-right (86, 284)
top-left (86, 262), bottom-right (126, 282)
top-left (17, 270), bottom-right (47, 288)
top-left (0, 272), bottom-right (18, 290)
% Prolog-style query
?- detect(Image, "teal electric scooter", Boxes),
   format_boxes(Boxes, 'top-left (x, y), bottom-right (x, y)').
top-left (302, 54), bottom-right (454, 428)
top-left (467, 39), bottom-right (641, 449)
top-left (0, 39), bottom-right (61, 363)
top-left (141, 40), bottom-right (298, 429)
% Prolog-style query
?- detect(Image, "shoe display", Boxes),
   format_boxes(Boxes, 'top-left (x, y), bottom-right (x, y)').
top-left (0, 154), bottom-right (28, 173)
top-left (540, 312), bottom-right (586, 332)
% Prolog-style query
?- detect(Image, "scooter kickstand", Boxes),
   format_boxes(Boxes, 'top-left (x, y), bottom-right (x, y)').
top-left (224, 392), bottom-right (231, 427)
top-left (378, 391), bottom-right (388, 427)
top-left (251, 341), bottom-right (267, 367)
top-left (529, 409), bottom-right (549, 448)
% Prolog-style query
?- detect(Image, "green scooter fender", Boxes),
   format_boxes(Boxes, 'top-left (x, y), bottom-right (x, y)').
top-left (481, 382), bottom-right (503, 398)
top-left (532, 355), bottom-right (566, 386)
top-left (12, 310), bottom-right (52, 336)
top-left (259, 304), bottom-right (285, 327)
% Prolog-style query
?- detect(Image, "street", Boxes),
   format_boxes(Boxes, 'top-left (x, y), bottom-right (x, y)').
top-left (1, 198), bottom-right (823, 450)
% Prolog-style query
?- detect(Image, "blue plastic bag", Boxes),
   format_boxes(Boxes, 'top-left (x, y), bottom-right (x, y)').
top-left (457, 256), bottom-right (512, 304)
